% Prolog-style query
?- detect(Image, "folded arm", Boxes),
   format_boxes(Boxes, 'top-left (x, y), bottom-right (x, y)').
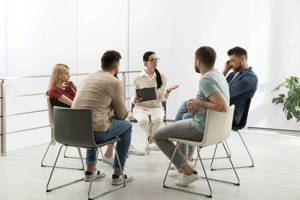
top-left (188, 91), bottom-right (228, 113)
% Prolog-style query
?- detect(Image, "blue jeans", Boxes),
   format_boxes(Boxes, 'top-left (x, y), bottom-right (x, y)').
top-left (86, 119), bottom-right (132, 172)
top-left (174, 101), bottom-right (195, 154)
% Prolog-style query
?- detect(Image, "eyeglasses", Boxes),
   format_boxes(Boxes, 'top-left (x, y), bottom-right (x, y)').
top-left (147, 58), bottom-right (160, 63)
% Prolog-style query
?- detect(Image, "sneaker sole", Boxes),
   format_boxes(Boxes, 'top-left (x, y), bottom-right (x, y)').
top-left (127, 152), bottom-right (145, 156)
top-left (111, 176), bottom-right (133, 185)
top-left (175, 175), bottom-right (200, 187)
top-left (168, 173), bottom-right (183, 179)
top-left (102, 160), bottom-right (114, 166)
top-left (84, 174), bottom-right (106, 182)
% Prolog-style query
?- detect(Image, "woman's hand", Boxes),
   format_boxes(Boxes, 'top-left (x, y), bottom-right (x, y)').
top-left (134, 96), bottom-right (143, 103)
top-left (66, 80), bottom-right (77, 92)
top-left (167, 85), bottom-right (179, 93)
top-left (187, 98), bottom-right (201, 114)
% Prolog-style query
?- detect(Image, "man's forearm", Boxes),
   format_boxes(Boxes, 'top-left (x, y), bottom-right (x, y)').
top-left (222, 68), bottom-right (230, 76)
top-left (198, 99), bottom-right (227, 113)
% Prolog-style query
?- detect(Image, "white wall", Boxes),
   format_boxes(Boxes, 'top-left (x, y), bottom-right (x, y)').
top-left (0, 0), bottom-right (6, 78)
top-left (128, 0), bottom-right (300, 131)
top-left (1, 0), bottom-right (128, 152)
top-left (1, 0), bottom-right (299, 152)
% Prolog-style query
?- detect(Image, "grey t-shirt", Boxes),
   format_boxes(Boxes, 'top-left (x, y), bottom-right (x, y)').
top-left (191, 69), bottom-right (230, 133)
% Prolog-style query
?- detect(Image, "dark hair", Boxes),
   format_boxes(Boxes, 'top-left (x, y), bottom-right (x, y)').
top-left (143, 51), bottom-right (162, 89)
top-left (227, 46), bottom-right (248, 61)
top-left (101, 50), bottom-right (122, 70)
top-left (195, 46), bottom-right (217, 68)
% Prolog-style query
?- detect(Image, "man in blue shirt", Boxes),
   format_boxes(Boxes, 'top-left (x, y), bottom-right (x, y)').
top-left (174, 46), bottom-right (258, 164)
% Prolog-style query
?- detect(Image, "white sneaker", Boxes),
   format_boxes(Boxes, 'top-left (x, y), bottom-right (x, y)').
top-left (168, 170), bottom-right (183, 179)
top-left (188, 160), bottom-right (195, 168)
top-left (148, 143), bottom-right (160, 151)
top-left (169, 164), bottom-right (176, 170)
top-left (102, 154), bottom-right (114, 166)
top-left (145, 142), bottom-right (151, 154)
top-left (111, 174), bottom-right (133, 185)
top-left (84, 168), bottom-right (106, 182)
top-left (175, 171), bottom-right (200, 187)
top-left (128, 145), bottom-right (145, 156)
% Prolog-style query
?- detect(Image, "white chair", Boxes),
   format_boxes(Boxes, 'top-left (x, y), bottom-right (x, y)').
top-left (163, 105), bottom-right (239, 198)
top-left (211, 98), bottom-right (254, 170)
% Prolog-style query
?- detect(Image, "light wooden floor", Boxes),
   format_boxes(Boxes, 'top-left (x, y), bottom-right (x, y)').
top-left (0, 123), bottom-right (299, 200)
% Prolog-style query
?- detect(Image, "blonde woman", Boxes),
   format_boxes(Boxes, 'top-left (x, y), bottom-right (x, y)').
top-left (45, 63), bottom-right (77, 107)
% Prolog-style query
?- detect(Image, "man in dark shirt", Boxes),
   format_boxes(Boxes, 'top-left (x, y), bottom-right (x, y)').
top-left (174, 46), bottom-right (258, 164)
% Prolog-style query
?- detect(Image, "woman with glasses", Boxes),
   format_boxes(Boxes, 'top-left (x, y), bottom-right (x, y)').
top-left (131, 51), bottom-right (179, 154)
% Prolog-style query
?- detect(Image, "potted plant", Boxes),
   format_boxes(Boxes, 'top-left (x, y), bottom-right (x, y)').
top-left (271, 76), bottom-right (300, 122)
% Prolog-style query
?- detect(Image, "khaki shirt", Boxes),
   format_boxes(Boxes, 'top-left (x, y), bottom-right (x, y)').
top-left (72, 71), bottom-right (128, 131)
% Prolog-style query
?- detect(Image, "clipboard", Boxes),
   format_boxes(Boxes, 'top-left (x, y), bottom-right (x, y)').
top-left (136, 87), bottom-right (157, 102)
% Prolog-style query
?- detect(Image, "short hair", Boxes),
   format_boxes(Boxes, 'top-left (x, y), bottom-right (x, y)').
top-left (101, 50), bottom-right (122, 70)
top-left (195, 46), bottom-right (217, 68)
top-left (227, 46), bottom-right (248, 61)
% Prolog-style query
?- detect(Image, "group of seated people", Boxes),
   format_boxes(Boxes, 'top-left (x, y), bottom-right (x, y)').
top-left (45, 46), bottom-right (258, 186)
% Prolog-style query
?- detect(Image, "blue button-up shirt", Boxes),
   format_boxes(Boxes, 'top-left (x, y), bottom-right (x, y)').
top-left (226, 67), bottom-right (258, 124)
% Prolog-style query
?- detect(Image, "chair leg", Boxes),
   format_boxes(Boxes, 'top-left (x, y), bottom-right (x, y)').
top-left (87, 145), bottom-right (126, 200)
top-left (163, 143), bottom-right (212, 198)
top-left (41, 142), bottom-right (52, 167)
top-left (211, 131), bottom-right (254, 170)
top-left (237, 130), bottom-right (254, 168)
top-left (41, 142), bottom-right (83, 170)
top-left (202, 142), bottom-right (240, 186)
top-left (46, 145), bottom-right (84, 192)
top-left (194, 140), bottom-right (232, 161)
top-left (197, 147), bottom-right (213, 198)
top-left (64, 147), bottom-right (103, 162)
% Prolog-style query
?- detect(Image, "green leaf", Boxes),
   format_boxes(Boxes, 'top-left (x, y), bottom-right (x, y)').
top-left (272, 76), bottom-right (300, 122)
top-left (287, 111), bottom-right (293, 120)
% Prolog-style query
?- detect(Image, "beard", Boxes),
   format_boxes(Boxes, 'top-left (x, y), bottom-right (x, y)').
top-left (195, 64), bottom-right (200, 73)
top-left (114, 69), bottom-right (119, 77)
top-left (234, 63), bottom-right (242, 72)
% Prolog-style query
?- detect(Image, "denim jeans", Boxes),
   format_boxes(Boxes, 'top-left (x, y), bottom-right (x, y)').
top-left (174, 101), bottom-right (195, 154)
top-left (86, 119), bottom-right (132, 172)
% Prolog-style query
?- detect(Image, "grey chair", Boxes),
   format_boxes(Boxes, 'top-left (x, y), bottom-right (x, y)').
top-left (211, 98), bottom-right (254, 170)
top-left (41, 98), bottom-right (103, 169)
top-left (129, 101), bottom-right (167, 126)
top-left (41, 98), bottom-right (83, 170)
top-left (46, 106), bottom-right (125, 200)
top-left (163, 106), bottom-right (239, 198)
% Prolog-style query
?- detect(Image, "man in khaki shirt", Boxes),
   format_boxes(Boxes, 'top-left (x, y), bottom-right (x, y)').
top-left (72, 50), bottom-right (133, 185)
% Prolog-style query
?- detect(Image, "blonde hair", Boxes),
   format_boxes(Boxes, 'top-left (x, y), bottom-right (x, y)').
top-left (45, 63), bottom-right (69, 97)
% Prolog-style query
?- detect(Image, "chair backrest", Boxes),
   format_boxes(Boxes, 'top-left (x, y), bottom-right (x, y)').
top-left (232, 99), bottom-right (251, 131)
top-left (53, 106), bottom-right (97, 148)
top-left (201, 105), bottom-right (235, 147)
top-left (47, 97), bottom-right (54, 127)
